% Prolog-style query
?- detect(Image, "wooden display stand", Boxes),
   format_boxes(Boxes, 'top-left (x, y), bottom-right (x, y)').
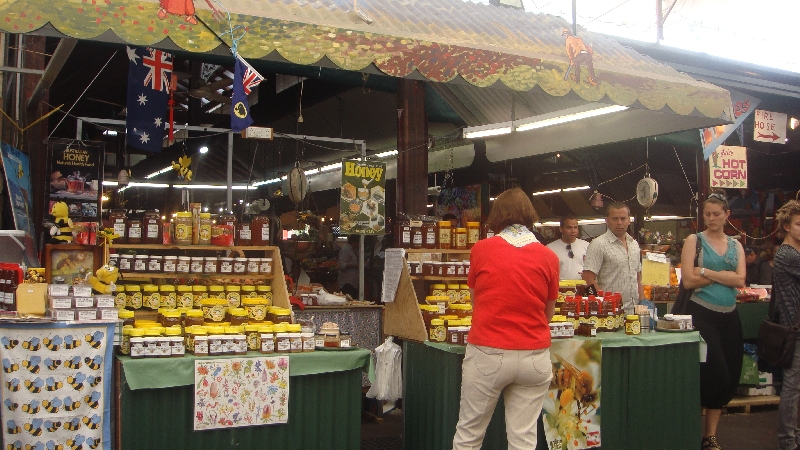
top-left (384, 249), bottom-right (470, 342)
top-left (109, 244), bottom-right (291, 309)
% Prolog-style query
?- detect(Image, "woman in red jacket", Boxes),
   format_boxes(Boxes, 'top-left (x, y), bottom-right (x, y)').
top-left (452, 188), bottom-right (559, 450)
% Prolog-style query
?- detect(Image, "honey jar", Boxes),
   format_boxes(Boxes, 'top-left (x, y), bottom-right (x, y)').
top-left (126, 284), bottom-right (142, 309)
top-left (143, 284), bottom-right (160, 310)
top-left (192, 285), bottom-right (208, 307)
top-left (159, 285), bottom-right (177, 309)
top-left (177, 285), bottom-right (193, 308)
top-left (225, 285), bottom-right (241, 308)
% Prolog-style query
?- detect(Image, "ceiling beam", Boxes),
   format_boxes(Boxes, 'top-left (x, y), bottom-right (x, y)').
top-left (26, 38), bottom-right (78, 110)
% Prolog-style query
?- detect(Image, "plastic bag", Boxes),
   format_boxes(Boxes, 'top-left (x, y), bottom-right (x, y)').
top-left (366, 336), bottom-right (402, 402)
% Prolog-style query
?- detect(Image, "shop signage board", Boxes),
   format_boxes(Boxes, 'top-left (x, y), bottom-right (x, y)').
top-left (193, 357), bottom-right (290, 430)
top-left (0, 142), bottom-right (39, 267)
top-left (708, 145), bottom-right (748, 188)
top-left (339, 160), bottom-right (386, 235)
top-left (753, 109), bottom-right (787, 144)
top-left (46, 139), bottom-right (104, 231)
top-left (543, 338), bottom-right (602, 449)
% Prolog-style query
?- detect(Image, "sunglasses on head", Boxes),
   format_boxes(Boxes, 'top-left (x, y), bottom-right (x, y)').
top-left (566, 244), bottom-right (574, 259)
top-left (707, 192), bottom-right (727, 202)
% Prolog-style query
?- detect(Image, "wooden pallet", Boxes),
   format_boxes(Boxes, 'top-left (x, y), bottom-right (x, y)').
top-left (724, 395), bottom-right (780, 414)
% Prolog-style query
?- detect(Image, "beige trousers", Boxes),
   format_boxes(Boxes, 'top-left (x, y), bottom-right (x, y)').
top-left (452, 344), bottom-right (552, 450)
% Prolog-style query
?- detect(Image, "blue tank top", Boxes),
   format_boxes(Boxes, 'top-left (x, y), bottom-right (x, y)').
top-left (692, 232), bottom-right (738, 311)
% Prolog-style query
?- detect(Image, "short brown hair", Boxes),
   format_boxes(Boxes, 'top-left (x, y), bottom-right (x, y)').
top-left (560, 214), bottom-right (578, 228)
top-left (606, 202), bottom-right (629, 217)
top-left (776, 200), bottom-right (800, 232)
top-left (704, 188), bottom-right (729, 211)
top-left (487, 188), bottom-right (538, 231)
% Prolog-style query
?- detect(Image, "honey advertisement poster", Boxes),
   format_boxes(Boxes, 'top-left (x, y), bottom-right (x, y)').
top-left (339, 160), bottom-right (386, 235)
top-left (46, 139), bottom-right (104, 222)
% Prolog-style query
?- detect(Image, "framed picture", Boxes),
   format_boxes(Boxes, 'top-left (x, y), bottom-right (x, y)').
top-left (44, 244), bottom-right (101, 284)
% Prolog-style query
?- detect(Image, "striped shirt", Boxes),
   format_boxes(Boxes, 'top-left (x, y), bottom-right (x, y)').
top-left (774, 244), bottom-right (800, 328)
top-left (584, 229), bottom-right (642, 312)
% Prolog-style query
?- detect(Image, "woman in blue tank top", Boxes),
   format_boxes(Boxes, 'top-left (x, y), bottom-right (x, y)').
top-left (680, 190), bottom-right (746, 450)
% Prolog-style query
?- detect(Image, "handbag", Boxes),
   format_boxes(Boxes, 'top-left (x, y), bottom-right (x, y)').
top-left (670, 234), bottom-right (703, 315)
top-left (757, 286), bottom-right (800, 368)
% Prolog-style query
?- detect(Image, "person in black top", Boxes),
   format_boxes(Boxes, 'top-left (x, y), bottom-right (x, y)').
top-left (745, 246), bottom-right (773, 285)
top-left (773, 200), bottom-right (800, 450)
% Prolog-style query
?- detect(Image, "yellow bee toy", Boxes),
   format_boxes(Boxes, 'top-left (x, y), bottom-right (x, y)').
top-left (49, 202), bottom-right (73, 244)
top-left (85, 265), bottom-right (119, 295)
top-left (171, 154), bottom-right (192, 181)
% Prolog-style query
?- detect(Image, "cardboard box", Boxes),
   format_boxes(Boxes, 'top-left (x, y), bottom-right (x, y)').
top-left (74, 297), bottom-right (95, 308)
top-left (77, 309), bottom-right (98, 321)
top-left (48, 296), bottom-right (73, 309)
top-left (737, 386), bottom-right (776, 396)
top-left (49, 309), bottom-right (76, 321)
top-left (48, 284), bottom-right (70, 296)
top-left (95, 295), bottom-right (115, 308)
top-left (16, 284), bottom-right (48, 316)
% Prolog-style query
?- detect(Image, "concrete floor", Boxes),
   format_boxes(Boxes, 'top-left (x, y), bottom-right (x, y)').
top-left (362, 404), bottom-right (783, 450)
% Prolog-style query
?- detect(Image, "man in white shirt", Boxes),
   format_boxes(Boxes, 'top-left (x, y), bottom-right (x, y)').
top-left (582, 202), bottom-right (644, 313)
top-left (546, 215), bottom-right (589, 280)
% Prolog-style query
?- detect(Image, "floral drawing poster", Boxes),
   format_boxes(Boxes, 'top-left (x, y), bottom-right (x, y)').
top-left (194, 357), bottom-right (289, 430)
top-left (543, 338), bottom-right (602, 450)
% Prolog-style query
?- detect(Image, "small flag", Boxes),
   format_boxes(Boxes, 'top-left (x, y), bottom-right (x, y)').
top-left (126, 46), bottom-right (172, 152)
top-left (231, 55), bottom-right (263, 132)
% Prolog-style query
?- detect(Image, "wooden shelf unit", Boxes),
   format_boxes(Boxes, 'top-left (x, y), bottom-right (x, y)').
top-left (384, 248), bottom-right (471, 342)
top-left (111, 244), bottom-right (291, 309)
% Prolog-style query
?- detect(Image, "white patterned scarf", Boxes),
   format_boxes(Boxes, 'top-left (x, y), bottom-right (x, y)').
top-left (498, 224), bottom-right (539, 248)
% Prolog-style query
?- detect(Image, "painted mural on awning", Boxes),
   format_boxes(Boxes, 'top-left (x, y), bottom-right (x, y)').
top-left (1, 0), bottom-right (731, 119)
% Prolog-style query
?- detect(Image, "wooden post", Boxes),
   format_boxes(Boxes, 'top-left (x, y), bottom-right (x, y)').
top-left (396, 79), bottom-right (428, 217)
top-left (23, 35), bottom-right (48, 252)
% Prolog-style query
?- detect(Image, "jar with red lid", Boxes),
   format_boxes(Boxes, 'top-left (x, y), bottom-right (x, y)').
top-left (143, 211), bottom-right (162, 245)
top-left (251, 215), bottom-right (270, 246)
top-left (109, 209), bottom-right (127, 244)
top-left (127, 215), bottom-right (143, 244)
top-left (422, 220), bottom-right (438, 249)
top-left (218, 213), bottom-right (238, 241)
top-left (237, 221), bottom-right (253, 246)
top-left (210, 224), bottom-right (234, 246)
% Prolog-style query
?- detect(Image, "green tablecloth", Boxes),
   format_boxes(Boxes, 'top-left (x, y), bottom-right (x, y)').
top-left (118, 348), bottom-right (373, 390)
top-left (737, 301), bottom-right (769, 340)
top-left (406, 331), bottom-right (702, 450)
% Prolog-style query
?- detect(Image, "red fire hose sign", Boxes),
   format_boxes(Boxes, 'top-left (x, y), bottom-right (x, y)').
top-left (709, 145), bottom-right (747, 188)
top-left (753, 109), bottom-right (786, 144)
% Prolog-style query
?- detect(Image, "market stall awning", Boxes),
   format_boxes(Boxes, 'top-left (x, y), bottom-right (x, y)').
top-left (7, 0), bottom-right (731, 121)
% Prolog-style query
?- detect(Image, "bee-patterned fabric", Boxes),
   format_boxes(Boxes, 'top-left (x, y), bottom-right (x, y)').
top-left (0, 322), bottom-right (114, 450)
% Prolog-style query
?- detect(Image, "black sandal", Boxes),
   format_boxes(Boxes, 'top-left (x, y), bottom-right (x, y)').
top-left (702, 436), bottom-right (722, 450)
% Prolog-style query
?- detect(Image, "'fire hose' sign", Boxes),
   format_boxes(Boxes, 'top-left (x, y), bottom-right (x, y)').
top-left (753, 109), bottom-right (786, 144)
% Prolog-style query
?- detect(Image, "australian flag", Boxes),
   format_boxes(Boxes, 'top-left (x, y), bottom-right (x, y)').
top-left (126, 46), bottom-right (172, 152)
top-left (231, 54), bottom-right (264, 132)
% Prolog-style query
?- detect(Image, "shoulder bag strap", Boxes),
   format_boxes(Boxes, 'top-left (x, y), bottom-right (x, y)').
top-left (693, 233), bottom-right (702, 267)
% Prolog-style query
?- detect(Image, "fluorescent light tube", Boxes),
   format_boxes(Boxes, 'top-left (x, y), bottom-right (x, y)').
top-left (561, 185), bottom-right (591, 192)
top-left (128, 182), bottom-right (169, 188)
top-left (531, 189), bottom-right (561, 196)
top-left (145, 166), bottom-right (172, 179)
top-left (103, 180), bottom-right (119, 186)
top-left (464, 125), bottom-right (513, 139)
top-left (373, 150), bottom-right (399, 158)
top-left (515, 105), bottom-right (628, 132)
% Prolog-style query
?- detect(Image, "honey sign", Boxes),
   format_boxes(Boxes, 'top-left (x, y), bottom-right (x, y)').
top-left (708, 145), bottom-right (747, 188)
top-left (339, 160), bottom-right (386, 235)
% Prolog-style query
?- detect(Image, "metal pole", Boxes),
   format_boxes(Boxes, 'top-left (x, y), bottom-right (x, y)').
top-left (76, 119), bottom-right (82, 140)
top-left (572, 0), bottom-right (577, 36)
top-left (227, 131), bottom-right (233, 211)
top-left (359, 141), bottom-right (366, 301)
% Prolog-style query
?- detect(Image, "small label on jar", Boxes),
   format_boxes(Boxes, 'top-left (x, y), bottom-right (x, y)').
top-left (164, 260), bottom-right (176, 272)
top-left (239, 229), bottom-right (252, 240)
top-left (177, 261), bottom-right (190, 273)
top-left (172, 341), bottom-right (185, 356)
top-left (74, 297), bottom-right (94, 308)
top-left (119, 259), bottom-right (131, 271)
top-left (315, 336), bottom-right (325, 347)
top-left (233, 262), bottom-right (246, 273)
top-left (191, 261), bottom-right (204, 273)
top-left (220, 262), bottom-right (233, 273)
top-left (205, 261), bottom-right (217, 273)
top-left (130, 341), bottom-right (145, 358)
top-left (247, 261), bottom-right (259, 273)
top-left (340, 338), bottom-right (351, 348)
top-left (195, 339), bottom-right (208, 355)
top-left (127, 293), bottom-right (143, 309)
top-left (290, 337), bottom-right (302, 352)
top-left (179, 293), bottom-right (193, 308)
top-left (261, 227), bottom-right (270, 241)
top-left (148, 260), bottom-right (161, 271)
top-left (277, 338), bottom-right (291, 352)
top-left (134, 260), bottom-right (147, 271)
top-left (402, 230), bottom-right (411, 244)
top-left (259, 261), bottom-right (272, 274)
top-left (261, 337), bottom-right (275, 353)
top-left (303, 338), bottom-right (315, 351)
top-left (209, 338), bottom-right (223, 354)
top-left (128, 226), bottom-right (142, 238)
top-left (78, 309), bottom-right (97, 321)
top-left (147, 224), bottom-right (159, 239)
top-left (113, 223), bottom-right (126, 236)
top-left (145, 293), bottom-right (160, 309)
top-left (96, 296), bottom-right (115, 308)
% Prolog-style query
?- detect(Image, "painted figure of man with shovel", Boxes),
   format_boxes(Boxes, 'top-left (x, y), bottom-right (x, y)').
top-left (562, 28), bottom-right (599, 86)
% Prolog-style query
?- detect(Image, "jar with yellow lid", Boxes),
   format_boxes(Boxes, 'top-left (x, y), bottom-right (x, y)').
top-left (241, 285), bottom-right (257, 299)
top-left (118, 326), bottom-right (133, 355)
top-left (429, 319), bottom-right (446, 342)
top-left (161, 310), bottom-right (181, 329)
top-left (425, 295), bottom-right (450, 315)
top-left (134, 320), bottom-right (160, 329)
top-left (430, 284), bottom-right (447, 297)
top-left (225, 285), bottom-right (241, 308)
top-left (419, 305), bottom-right (439, 331)
top-left (198, 213), bottom-right (212, 245)
top-left (259, 325), bottom-right (275, 354)
top-left (176, 285), bottom-right (193, 308)
top-left (192, 285), bottom-right (208, 307)
top-left (242, 298), bottom-right (268, 321)
top-left (466, 222), bottom-right (480, 248)
top-left (244, 324), bottom-right (261, 351)
top-left (271, 307), bottom-right (291, 324)
top-left (142, 284), bottom-right (160, 310)
top-left (185, 309), bottom-right (204, 327)
top-left (208, 285), bottom-right (225, 299)
top-left (165, 327), bottom-right (184, 357)
top-left (159, 285), bottom-right (177, 308)
top-left (174, 212), bottom-right (193, 245)
top-left (446, 284), bottom-right (461, 303)
top-left (201, 298), bottom-right (228, 322)
top-left (256, 285), bottom-right (273, 305)
top-left (129, 328), bottom-right (146, 358)
top-left (447, 303), bottom-right (473, 318)
top-left (625, 315), bottom-right (641, 335)
top-left (229, 308), bottom-right (249, 326)
top-left (119, 309), bottom-right (135, 327)
top-left (459, 285), bottom-right (471, 303)
top-left (114, 285), bottom-right (127, 309)
top-left (126, 284), bottom-right (143, 310)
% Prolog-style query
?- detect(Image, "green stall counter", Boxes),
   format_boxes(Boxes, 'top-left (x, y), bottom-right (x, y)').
top-left (656, 301), bottom-right (769, 340)
top-left (403, 331), bottom-right (704, 450)
top-left (115, 349), bottom-right (372, 450)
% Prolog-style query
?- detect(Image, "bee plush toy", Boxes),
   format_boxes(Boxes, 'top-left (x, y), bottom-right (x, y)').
top-left (48, 202), bottom-right (73, 244)
top-left (85, 265), bottom-right (119, 295)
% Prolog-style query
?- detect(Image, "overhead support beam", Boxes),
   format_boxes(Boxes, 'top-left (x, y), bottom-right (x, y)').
top-left (396, 79), bottom-right (428, 217)
top-left (0, 66), bottom-right (44, 75)
top-left (26, 38), bottom-right (77, 110)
